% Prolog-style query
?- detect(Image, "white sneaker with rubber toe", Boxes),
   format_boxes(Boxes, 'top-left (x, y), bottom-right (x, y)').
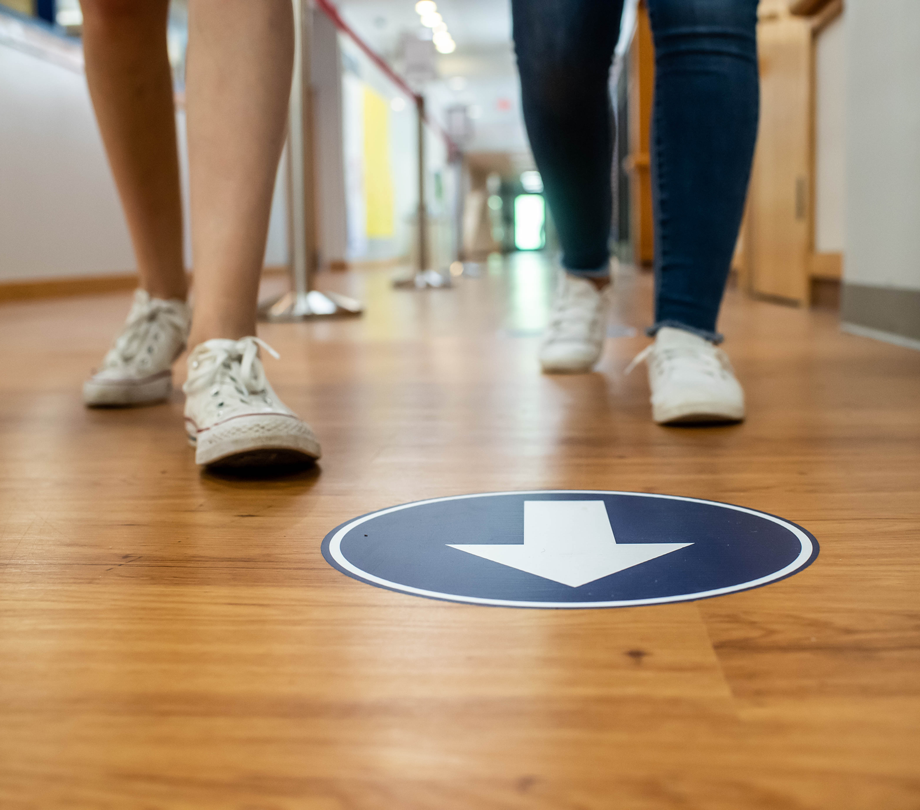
top-left (83, 289), bottom-right (190, 407)
top-left (627, 326), bottom-right (745, 424)
top-left (183, 336), bottom-right (322, 467)
top-left (539, 271), bottom-right (610, 373)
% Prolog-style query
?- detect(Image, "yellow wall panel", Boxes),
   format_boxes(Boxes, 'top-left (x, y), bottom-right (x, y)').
top-left (362, 87), bottom-right (394, 238)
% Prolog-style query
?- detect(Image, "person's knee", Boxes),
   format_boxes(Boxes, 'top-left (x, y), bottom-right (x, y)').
top-left (649, 0), bottom-right (758, 35)
top-left (518, 45), bottom-right (611, 118)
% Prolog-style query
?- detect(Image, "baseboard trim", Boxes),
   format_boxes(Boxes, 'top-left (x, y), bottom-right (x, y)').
top-left (841, 322), bottom-right (920, 352)
top-left (841, 283), bottom-right (920, 344)
top-left (810, 276), bottom-right (840, 310)
top-left (0, 265), bottom-right (293, 302)
top-left (327, 257), bottom-right (405, 271)
top-left (0, 273), bottom-right (138, 302)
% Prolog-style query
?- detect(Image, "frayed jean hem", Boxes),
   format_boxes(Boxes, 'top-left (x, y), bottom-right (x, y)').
top-left (647, 320), bottom-right (723, 344)
top-left (562, 261), bottom-right (612, 280)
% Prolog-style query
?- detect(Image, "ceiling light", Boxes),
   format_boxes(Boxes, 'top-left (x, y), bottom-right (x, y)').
top-left (435, 37), bottom-right (456, 54)
top-left (415, 0), bottom-right (437, 14)
top-left (434, 22), bottom-right (448, 34)
top-left (420, 12), bottom-right (442, 27)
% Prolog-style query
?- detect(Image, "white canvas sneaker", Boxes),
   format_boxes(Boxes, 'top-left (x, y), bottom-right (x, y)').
top-left (183, 337), bottom-right (322, 467)
top-left (626, 326), bottom-right (745, 424)
top-left (539, 271), bottom-right (611, 373)
top-left (83, 289), bottom-right (190, 407)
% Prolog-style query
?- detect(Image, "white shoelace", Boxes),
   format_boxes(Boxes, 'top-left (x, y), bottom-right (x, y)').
top-left (104, 296), bottom-right (187, 369)
top-left (625, 342), bottom-right (735, 381)
top-left (547, 279), bottom-right (607, 340)
top-left (183, 337), bottom-right (280, 401)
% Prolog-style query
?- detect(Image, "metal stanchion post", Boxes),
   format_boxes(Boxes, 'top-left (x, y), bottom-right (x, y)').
top-left (259, 0), bottom-right (362, 321)
top-left (393, 94), bottom-right (451, 289)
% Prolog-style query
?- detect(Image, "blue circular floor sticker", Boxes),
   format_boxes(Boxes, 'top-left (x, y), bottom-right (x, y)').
top-left (322, 491), bottom-right (818, 609)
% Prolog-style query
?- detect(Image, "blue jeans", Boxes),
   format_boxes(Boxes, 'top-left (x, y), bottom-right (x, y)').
top-left (512, 0), bottom-right (759, 341)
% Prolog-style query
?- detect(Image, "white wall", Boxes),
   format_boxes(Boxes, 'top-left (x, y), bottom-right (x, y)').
top-left (814, 12), bottom-right (845, 254)
top-left (844, 0), bottom-right (920, 291)
top-left (0, 22), bottom-right (288, 282)
top-left (0, 40), bottom-right (134, 280)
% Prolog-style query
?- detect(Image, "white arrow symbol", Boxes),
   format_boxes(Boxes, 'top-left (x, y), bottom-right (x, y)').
top-left (448, 500), bottom-right (693, 588)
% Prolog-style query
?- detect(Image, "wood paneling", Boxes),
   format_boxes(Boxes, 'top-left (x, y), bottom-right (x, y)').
top-left (627, 1), bottom-right (655, 267)
top-left (1, 259), bottom-right (919, 808)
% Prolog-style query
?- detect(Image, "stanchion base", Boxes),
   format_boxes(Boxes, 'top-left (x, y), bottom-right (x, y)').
top-left (392, 269), bottom-right (453, 289)
top-left (258, 290), bottom-right (363, 321)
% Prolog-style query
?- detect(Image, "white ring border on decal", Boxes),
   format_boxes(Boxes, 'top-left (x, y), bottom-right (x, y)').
top-left (326, 490), bottom-right (817, 608)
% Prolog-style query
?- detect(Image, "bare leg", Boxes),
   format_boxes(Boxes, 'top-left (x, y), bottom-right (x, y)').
top-left (184, 0), bottom-right (294, 348)
top-left (80, 0), bottom-right (187, 301)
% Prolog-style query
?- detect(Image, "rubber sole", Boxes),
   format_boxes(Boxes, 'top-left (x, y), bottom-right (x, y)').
top-left (653, 400), bottom-right (745, 425)
top-left (188, 413), bottom-right (322, 467)
top-left (539, 348), bottom-right (603, 374)
top-left (83, 372), bottom-right (172, 407)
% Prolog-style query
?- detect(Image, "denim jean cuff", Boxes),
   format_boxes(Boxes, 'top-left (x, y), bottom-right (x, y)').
top-left (562, 261), bottom-right (611, 280)
top-left (647, 320), bottom-right (724, 344)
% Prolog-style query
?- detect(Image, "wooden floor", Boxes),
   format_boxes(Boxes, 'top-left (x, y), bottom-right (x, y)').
top-left (1, 254), bottom-right (919, 809)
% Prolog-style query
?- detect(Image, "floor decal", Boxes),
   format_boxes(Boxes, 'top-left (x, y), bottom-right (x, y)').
top-left (321, 491), bottom-right (819, 609)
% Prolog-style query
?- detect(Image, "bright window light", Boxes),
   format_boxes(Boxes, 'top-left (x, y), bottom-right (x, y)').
top-left (520, 170), bottom-right (544, 193)
top-left (56, 8), bottom-right (83, 26)
top-left (514, 195), bottom-right (546, 251)
top-left (415, 0), bottom-right (437, 14)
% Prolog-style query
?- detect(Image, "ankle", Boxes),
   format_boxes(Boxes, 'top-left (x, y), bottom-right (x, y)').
top-left (567, 272), bottom-right (610, 292)
top-left (187, 324), bottom-right (257, 352)
top-left (143, 283), bottom-right (188, 303)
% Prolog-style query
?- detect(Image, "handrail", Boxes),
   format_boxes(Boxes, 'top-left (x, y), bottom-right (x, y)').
top-left (312, 0), bottom-right (460, 156)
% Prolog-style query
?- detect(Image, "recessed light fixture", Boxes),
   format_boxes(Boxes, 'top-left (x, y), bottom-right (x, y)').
top-left (417, 1), bottom-right (455, 55)
top-left (434, 33), bottom-right (455, 54)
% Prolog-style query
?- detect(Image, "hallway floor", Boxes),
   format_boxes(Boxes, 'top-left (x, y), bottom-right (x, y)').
top-left (1, 255), bottom-right (919, 809)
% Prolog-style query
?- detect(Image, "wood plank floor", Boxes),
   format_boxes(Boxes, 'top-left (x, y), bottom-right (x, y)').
top-left (1, 254), bottom-right (919, 809)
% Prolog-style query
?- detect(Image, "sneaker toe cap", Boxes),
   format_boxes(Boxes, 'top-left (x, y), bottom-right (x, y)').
top-left (539, 342), bottom-right (601, 373)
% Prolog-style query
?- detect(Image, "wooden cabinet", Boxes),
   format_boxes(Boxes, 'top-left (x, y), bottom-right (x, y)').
top-left (737, 0), bottom-right (845, 305)
top-left (745, 6), bottom-right (814, 303)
